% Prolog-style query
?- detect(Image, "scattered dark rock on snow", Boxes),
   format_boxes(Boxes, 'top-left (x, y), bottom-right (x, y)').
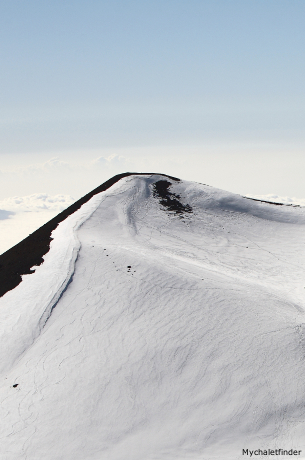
top-left (152, 180), bottom-right (192, 216)
top-left (13, 384), bottom-right (18, 388)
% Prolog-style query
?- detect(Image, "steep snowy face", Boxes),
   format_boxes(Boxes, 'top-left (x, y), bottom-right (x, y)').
top-left (1, 174), bottom-right (305, 460)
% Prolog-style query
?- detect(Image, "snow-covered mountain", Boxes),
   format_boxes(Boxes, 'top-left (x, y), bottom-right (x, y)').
top-left (1, 173), bottom-right (305, 460)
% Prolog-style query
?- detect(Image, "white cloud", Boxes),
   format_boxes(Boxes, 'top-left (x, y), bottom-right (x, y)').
top-left (91, 154), bottom-right (130, 169)
top-left (0, 210), bottom-right (14, 221)
top-left (0, 193), bottom-right (75, 213)
top-left (2, 147), bottom-right (305, 208)
top-left (19, 157), bottom-right (72, 175)
top-left (0, 192), bottom-right (75, 254)
top-left (0, 211), bottom-right (55, 254)
top-left (2, 154), bottom-right (130, 176)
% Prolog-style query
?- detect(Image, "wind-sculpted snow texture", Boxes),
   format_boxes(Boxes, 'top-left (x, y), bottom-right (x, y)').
top-left (1, 174), bottom-right (305, 460)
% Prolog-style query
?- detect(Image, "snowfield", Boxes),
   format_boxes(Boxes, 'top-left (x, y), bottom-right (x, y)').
top-left (1, 174), bottom-right (305, 460)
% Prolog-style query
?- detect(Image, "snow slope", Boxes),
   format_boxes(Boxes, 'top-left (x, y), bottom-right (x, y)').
top-left (1, 174), bottom-right (305, 460)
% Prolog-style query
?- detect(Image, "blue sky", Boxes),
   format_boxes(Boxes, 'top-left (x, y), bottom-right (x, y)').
top-left (0, 0), bottom-right (305, 200)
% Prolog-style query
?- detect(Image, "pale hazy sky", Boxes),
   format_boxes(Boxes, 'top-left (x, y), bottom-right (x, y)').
top-left (1, 0), bottom-right (305, 202)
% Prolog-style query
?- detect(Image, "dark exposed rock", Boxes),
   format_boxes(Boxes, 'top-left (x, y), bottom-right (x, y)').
top-left (152, 180), bottom-right (192, 216)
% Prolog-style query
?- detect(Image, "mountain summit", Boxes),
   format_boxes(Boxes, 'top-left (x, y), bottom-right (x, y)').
top-left (1, 173), bottom-right (305, 460)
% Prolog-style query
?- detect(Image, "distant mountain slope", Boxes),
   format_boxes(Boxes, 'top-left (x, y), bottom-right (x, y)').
top-left (1, 174), bottom-right (305, 460)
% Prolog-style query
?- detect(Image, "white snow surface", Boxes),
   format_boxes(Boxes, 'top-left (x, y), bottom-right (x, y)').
top-left (1, 174), bottom-right (305, 460)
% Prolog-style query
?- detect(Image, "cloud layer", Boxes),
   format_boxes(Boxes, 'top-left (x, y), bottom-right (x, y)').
top-left (0, 192), bottom-right (75, 254)
top-left (0, 193), bottom-right (75, 213)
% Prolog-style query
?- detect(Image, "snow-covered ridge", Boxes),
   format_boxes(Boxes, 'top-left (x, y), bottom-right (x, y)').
top-left (1, 174), bottom-right (305, 460)
top-left (0, 172), bottom-right (137, 292)
top-left (245, 193), bottom-right (305, 207)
